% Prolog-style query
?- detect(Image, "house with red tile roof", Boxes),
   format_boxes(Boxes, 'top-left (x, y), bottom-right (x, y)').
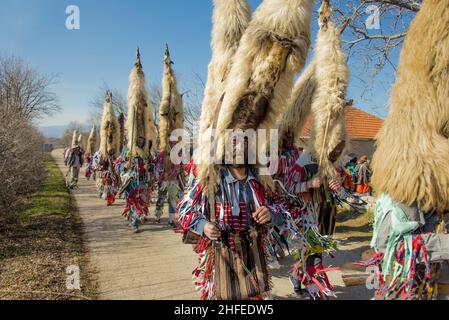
top-left (299, 106), bottom-right (384, 158)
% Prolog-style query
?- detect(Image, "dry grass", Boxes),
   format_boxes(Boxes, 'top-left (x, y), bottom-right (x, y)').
top-left (0, 155), bottom-right (98, 300)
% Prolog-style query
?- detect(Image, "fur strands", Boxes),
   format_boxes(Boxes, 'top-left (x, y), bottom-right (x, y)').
top-left (127, 48), bottom-right (157, 159)
top-left (158, 45), bottom-right (184, 153)
top-left (86, 124), bottom-right (97, 156)
top-left (99, 91), bottom-right (120, 157)
top-left (371, 0), bottom-right (449, 212)
top-left (307, 0), bottom-right (349, 180)
top-left (196, 0), bottom-right (251, 187)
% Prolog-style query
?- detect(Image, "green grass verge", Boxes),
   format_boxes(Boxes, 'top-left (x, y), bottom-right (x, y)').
top-left (0, 153), bottom-right (98, 300)
top-left (20, 156), bottom-right (70, 219)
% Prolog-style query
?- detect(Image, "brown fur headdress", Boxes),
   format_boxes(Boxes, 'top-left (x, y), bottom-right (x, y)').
top-left (158, 45), bottom-right (184, 154)
top-left (213, 0), bottom-right (315, 189)
top-left (195, 0), bottom-right (251, 188)
top-left (371, 0), bottom-right (449, 212)
top-left (216, 0), bottom-right (314, 134)
top-left (127, 49), bottom-right (157, 159)
top-left (99, 91), bottom-right (120, 157)
top-left (71, 129), bottom-right (80, 148)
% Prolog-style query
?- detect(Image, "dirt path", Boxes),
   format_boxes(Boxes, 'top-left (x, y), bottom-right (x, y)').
top-left (53, 149), bottom-right (372, 300)
top-left (53, 149), bottom-right (198, 300)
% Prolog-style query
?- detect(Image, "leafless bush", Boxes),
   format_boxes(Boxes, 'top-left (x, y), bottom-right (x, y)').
top-left (0, 54), bottom-right (57, 213)
top-left (0, 106), bottom-right (45, 212)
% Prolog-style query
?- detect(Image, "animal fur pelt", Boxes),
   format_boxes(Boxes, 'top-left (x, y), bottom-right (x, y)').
top-left (196, 0), bottom-right (251, 187)
top-left (118, 113), bottom-right (126, 153)
top-left (71, 129), bottom-right (80, 148)
top-left (371, 0), bottom-right (449, 213)
top-left (127, 49), bottom-right (157, 159)
top-left (158, 45), bottom-right (184, 153)
top-left (214, 0), bottom-right (314, 188)
top-left (198, 0), bottom-right (251, 136)
top-left (99, 91), bottom-right (120, 157)
top-left (278, 61), bottom-right (316, 143)
top-left (216, 0), bottom-right (314, 134)
top-left (306, 0), bottom-right (349, 180)
top-left (86, 124), bottom-right (97, 156)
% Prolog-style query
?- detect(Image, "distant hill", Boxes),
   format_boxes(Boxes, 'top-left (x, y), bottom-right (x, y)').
top-left (39, 124), bottom-right (91, 138)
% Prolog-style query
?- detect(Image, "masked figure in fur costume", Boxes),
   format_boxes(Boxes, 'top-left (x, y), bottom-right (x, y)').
top-left (365, 0), bottom-right (449, 300)
top-left (272, 56), bottom-right (317, 220)
top-left (194, 0), bottom-right (251, 187)
top-left (85, 124), bottom-right (97, 181)
top-left (93, 91), bottom-right (120, 206)
top-left (177, 0), bottom-right (313, 300)
top-left (154, 45), bottom-right (186, 226)
top-left (66, 130), bottom-right (84, 189)
top-left (272, 62), bottom-right (316, 295)
top-left (274, 59), bottom-right (317, 204)
top-left (115, 49), bottom-right (157, 232)
top-left (275, 1), bottom-right (351, 299)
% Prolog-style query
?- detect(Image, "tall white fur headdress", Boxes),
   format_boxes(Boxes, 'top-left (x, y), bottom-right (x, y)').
top-left (86, 124), bottom-right (97, 156)
top-left (158, 45), bottom-right (184, 154)
top-left (213, 0), bottom-right (315, 189)
top-left (99, 91), bottom-right (120, 156)
top-left (278, 61), bottom-right (316, 144)
top-left (195, 0), bottom-right (251, 187)
top-left (71, 129), bottom-right (80, 148)
top-left (307, 0), bottom-right (349, 180)
top-left (127, 49), bottom-right (157, 159)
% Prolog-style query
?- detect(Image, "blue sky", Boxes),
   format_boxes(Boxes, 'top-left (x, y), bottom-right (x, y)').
top-left (0, 0), bottom-right (398, 127)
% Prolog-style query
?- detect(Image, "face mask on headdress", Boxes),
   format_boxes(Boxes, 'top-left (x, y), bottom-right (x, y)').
top-left (137, 136), bottom-right (147, 149)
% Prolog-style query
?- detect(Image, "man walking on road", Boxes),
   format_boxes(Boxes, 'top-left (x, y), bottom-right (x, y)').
top-left (66, 144), bottom-right (84, 189)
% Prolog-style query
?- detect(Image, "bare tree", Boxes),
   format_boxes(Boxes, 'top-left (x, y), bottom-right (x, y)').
top-left (148, 82), bottom-right (162, 130)
top-left (306, 1), bottom-right (421, 116)
top-left (181, 73), bottom-right (204, 137)
top-left (88, 82), bottom-right (127, 122)
top-left (60, 121), bottom-right (86, 148)
top-left (0, 54), bottom-right (60, 120)
top-left (0, 106), bottom-right (46, 212)
top-left (0, 53), bottom-right (61, 212)
top-left (334, 1), bottom-right (420, 70)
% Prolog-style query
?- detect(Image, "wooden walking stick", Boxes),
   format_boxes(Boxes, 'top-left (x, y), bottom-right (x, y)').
top-left (319, 111), bottom-right (332, 204)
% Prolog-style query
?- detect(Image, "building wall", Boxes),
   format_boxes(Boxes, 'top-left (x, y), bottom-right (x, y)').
top-left (298, 138), bottom-right (376, 159)
top-left (347, 139), bottom-right (375, 158)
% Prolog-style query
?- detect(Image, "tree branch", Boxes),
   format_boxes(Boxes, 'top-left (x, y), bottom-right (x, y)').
top-left (361, 0), bottom-right (421, 12)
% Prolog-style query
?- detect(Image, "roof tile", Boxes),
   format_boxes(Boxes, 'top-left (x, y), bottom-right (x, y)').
top-left (301, 106), bottom-right (384, 140)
